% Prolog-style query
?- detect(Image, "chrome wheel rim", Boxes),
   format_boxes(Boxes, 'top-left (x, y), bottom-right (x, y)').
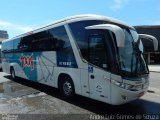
top-left (63, 81), bottom-right (72, 96)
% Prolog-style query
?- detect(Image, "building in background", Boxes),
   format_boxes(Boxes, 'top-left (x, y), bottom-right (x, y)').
top-left (134, 26), bottom-right (160, 65)
top-left (0, 30), bottom-right (8, 43)
top-left (0, 30), bottom-right (8, 69)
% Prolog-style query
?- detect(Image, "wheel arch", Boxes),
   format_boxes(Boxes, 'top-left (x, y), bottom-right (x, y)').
top-left (10, 65), bottom-right (14, 74)
top-left (9, 63), bottom-right (18, 76)
top-left (54, 68), bottom-right (81, 95)
top-left (58, 73), bottom-right (74, 89)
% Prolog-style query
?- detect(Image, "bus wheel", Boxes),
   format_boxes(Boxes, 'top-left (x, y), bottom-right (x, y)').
top-left (60, 76), bottom-right (75, 99)
top-left (10, 67), bottom-right (16, 80)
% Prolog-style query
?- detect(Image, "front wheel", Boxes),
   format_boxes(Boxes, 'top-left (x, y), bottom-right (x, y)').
top-left (60, 77), bottom-right (75, 99)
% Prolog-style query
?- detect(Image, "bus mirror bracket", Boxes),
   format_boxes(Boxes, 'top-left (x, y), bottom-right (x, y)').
top-left (85, 24), bottom-right (125, 48)
top-left (138, 34), bottom-right (158, 51)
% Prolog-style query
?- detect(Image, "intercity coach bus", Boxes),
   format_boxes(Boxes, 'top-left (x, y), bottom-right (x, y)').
top-left (1, 15), bottom-right (158, 105)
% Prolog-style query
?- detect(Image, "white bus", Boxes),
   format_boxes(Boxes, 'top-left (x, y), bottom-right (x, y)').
top-left (1, 15), bottom-right (158, 105)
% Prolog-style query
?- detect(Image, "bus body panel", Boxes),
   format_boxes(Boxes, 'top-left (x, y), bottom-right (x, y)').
top-left (88, 66), bottom-right (111, 103)
top-left (110, 74), bottom-right (149, 105)
top-left (111, 83), bottom-right (148, 105)
top-left (34, 51), bottom-right (57, 86)
top-left (80, 68), bottom-right (90, 97)
top-left (2, 53), bottom-right (14, 74)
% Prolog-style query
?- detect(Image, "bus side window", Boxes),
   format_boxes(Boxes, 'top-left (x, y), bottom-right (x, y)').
top-left (32, 31), bottom-right (54, 51)
top-left (13, 38), bottom-right (21, 52)
top-left (19, 36), bottom-right (32, 52)
top-left (48, 26), bottom-right (77, 68)
top-left (49, 26), bottom-right (72, 52)
top-left (2, 42), bottom-right (7, 52)
top-left (6, 41), bottom-right (14, 52)
top-left (55, 40), bottom-right (65, 51)
top-left (88, 34), bottom-right (108, 70)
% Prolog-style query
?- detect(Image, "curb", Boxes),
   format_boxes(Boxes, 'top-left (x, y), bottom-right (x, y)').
top-left (149, 71), bottom-right (160, 73)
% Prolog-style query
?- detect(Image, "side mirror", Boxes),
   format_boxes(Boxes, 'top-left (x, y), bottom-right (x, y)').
top-left (85, 24), bottom-right (125, 47)
top-left (139, 34), bottom-right (158, 51)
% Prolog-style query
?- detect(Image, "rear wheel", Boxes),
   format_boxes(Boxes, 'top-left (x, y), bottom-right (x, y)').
top-left (10, 67), bottom-right (16, 80)
top-left (59, 76), bottom-right (75, 99)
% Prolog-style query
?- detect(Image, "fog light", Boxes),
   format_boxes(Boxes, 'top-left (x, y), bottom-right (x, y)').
top-left (138, 92), bottom-right (144, 97)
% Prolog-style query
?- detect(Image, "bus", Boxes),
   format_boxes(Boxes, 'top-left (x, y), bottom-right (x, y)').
top-left (1, 15), bottom-right (158, 105)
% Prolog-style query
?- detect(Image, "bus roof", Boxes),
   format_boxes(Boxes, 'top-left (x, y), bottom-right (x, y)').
top-left (3, 14), bottom-right (135, 42)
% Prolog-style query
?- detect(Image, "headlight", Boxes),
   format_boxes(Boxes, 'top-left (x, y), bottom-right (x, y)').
top-left (111, 80), bottom-right (142, 91)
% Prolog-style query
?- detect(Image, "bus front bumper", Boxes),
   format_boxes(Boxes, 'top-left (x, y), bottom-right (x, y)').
top-left (110, 82), bottom-right (149, 105)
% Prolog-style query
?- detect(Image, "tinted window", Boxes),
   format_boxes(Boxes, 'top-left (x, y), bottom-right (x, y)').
top-left (13, 38), bottom-right (21, 51)
top-left (19, 35), bottom-right (33, 51)
top-left (2, 41), bottom-right (14, 52)
top-left (32, 31), bottom-right (54, 51)
top-left (16, 31), bottom-right (54, 52)
top-left (2, 26), bottom-right (73, 58)
top-left (89, 34), bottom-right (108, 69)
top-left (2, 42), bottom-right (7, 52)
top-left (69, 20), bottom-right (108, 60)
top-left (49, 26), bottom-right (77, 68)
top-left (7, 41), bottom-right (13, 51)
top-left (49, 26), bottom-right (71, 51)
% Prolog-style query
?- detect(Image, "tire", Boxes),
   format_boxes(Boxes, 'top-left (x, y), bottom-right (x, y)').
top-left (10, 67), bottom-right (16, 80)
top-left (59, 76), bottom-right (75, 99)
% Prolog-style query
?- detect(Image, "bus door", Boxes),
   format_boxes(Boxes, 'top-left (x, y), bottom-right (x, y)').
top-left (88, 31), bottom-right (111, 103)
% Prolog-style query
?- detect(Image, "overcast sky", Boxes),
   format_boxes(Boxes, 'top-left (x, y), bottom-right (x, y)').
top-left (0, 0), bottom-right (160, 38)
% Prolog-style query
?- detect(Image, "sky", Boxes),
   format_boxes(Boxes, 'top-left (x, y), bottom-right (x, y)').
top-left (0, 0), bottom-right (160, 38)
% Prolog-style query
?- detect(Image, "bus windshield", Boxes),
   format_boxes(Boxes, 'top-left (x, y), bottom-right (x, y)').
top-left (118, 29), bottom-right (149, 78)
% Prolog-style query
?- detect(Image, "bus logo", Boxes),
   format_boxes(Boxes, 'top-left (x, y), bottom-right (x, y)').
top-left (20, 55), bottom-right (34, 69)
top-left (88, 65), bottom-right (93, 73)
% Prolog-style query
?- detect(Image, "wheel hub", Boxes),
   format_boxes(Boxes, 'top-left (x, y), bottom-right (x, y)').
top-left (63, 81), bottom-right (72, 96)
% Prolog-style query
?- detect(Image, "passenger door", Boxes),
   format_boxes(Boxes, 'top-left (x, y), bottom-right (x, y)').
top-left (88, 32), bottom-right (111, 103)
